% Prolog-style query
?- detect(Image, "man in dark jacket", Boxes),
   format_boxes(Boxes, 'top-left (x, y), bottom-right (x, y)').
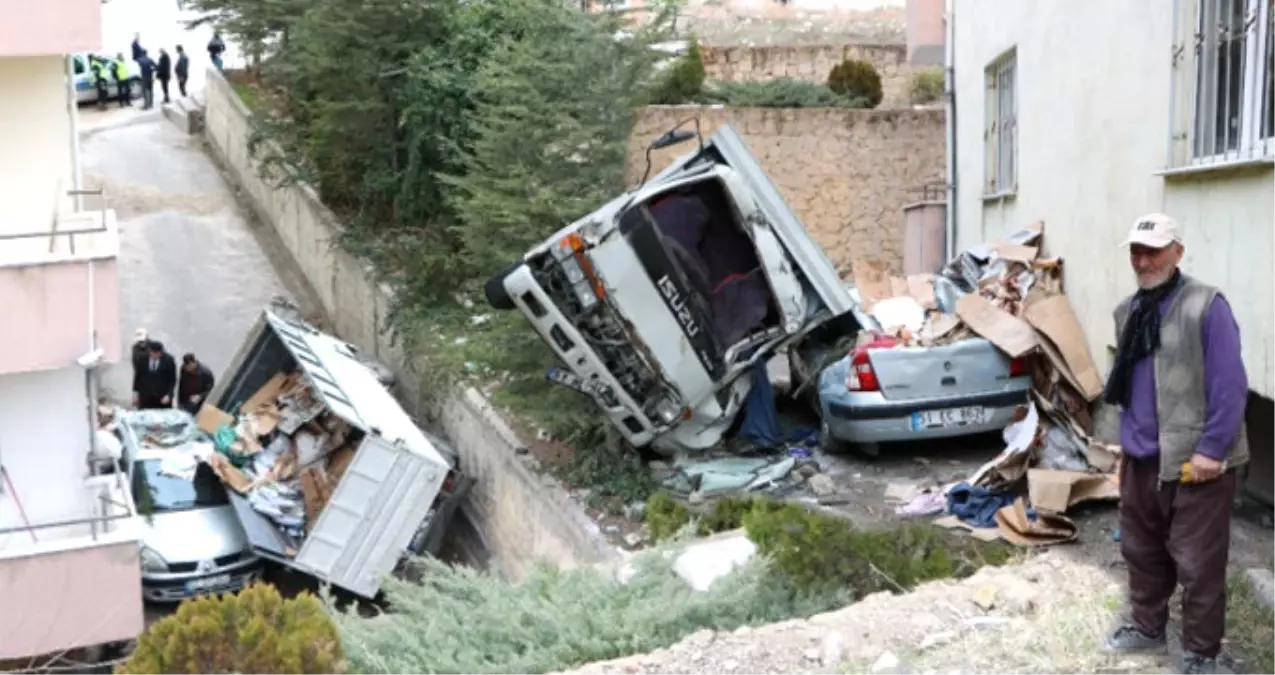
top-left (156, 48), bottom-right (172, 104)
top-left (136, 49), bottom-right (156, 109)
top-left (178, 353), bottom-right (216, 416)
top-left (131, 33), bottom-right (144, 62)
top-left (207, 33), bottom-right (226, 71)
top-left (174, 45), bottom-right (190, 97)
top-left (134, 341), bottom-right (177, 410)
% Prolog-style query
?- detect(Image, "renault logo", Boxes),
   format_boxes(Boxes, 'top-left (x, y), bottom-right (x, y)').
top-left (943, 361), bottom-right (954, 372)
top-left (196, 559), bottom-right (214, 574)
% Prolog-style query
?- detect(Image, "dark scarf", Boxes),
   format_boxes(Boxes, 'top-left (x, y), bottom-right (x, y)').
top-left (1102, 268), bottom-right (1183, 408)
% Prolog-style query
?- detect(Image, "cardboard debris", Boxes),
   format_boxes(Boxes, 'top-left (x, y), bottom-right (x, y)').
top-left (1024, 294), bottom-right (1104, 401)
top-left (852, 258), bottom-right (893, 310)
top-left (326, 445), bottom-right (356, 482)
top-left (195, 404), bottom-right (235, 435)
top-left (994, 498), bottom-right (1078, 546)
top-left (300, 466), bottom-right (335, 534)
top-left (244, 372), bottom-right (290, 413)
top-left (1027, 469), bottom-right (1120, 514)
top-left (209, 452), bottom-right (253, 494)
top-left (994, 243), bottom-right (1039, 263)
top-left (954, 294), bottom-right (1038, 358)
top-left (907, 274), bottom-right (938, 309)
top-left (1084, 441), bottom-right (1121, 473)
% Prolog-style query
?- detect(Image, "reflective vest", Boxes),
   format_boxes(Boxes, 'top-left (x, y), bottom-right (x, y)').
top-left (91, 60), bottom-right (106, 82)
top-left (113, 60), bottom-right (128, 81)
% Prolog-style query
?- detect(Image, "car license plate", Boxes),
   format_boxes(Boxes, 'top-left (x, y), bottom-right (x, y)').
top-left (545, 367), bottom-right (605, 396)
top-left (185, 574), bottom-right (231, 592)
top-left (911, 406), bottom-right (988, 431)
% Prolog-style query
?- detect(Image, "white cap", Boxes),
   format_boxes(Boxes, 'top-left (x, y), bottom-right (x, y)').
top-left (134, 328), bottom-right (148, 343)
top-left (1121, 213), bottom-right (1183, 248)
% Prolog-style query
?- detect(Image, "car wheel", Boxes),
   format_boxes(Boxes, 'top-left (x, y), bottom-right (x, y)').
top-left (818, 419), bottom-right (851, 454)
top-left (854, 441), bottom-right (881, 459)
top-left (484, 260), bottom-right (522, 311)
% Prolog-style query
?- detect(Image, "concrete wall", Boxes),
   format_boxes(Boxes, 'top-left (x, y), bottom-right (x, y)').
top-left (0, 56), bottom-right (74, 234)
top-left (701, 43), bottom-right (913, 107)
top-left (952, 0), bottom-right (1274, 398)
top-left (0, 0), bottom-right (100, 57)
top-left (629, 105), bottom-right (946, 272)
top-left (202, 69), bottom-right (616, 580)
top-left (0, 367), bottom-right (93, 540)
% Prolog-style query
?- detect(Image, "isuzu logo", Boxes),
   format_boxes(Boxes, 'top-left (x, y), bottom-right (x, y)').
top-left (657, 274), bottom-right (700, 338)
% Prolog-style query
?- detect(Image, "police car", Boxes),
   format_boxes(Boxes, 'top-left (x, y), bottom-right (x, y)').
top-left (71, 53), bottom-right (140, 105)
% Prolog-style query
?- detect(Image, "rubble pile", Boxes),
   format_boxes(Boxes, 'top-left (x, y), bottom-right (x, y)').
top-left (197, 371), bottom-right (361, 555)
top-left (851, 221), bottom-right (1120, 545)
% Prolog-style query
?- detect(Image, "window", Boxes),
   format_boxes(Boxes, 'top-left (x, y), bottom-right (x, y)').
top-left (983, 49), bottom-right (1017, 197)
top-left (1183, 0), bottom-right (1274, 164)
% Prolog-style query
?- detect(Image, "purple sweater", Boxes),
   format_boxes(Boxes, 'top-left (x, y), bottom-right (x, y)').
top-left (1119, 289), bottom-right (1248, 460)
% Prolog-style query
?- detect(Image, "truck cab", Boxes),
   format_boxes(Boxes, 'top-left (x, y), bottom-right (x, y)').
top-left (485, 125), bottom-right (852, 455)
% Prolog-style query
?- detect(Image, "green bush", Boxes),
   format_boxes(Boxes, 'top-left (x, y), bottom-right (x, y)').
top-left (330, 555), bottom-right (842, 674)
top-left (645, 492), bottom-right (1012, 596)
top-left (909, 67), bottom-right (945, 105)
top-left (701, 78), bottom-right (864, 108)
top-left (117, 583), bottom-right (346, 674)
top-left (827, 59), bottom-right (883, 108)
top-left (743, 501), bottom-right (1012, 595)
top-left (648, 35), bottom-right (706, 104)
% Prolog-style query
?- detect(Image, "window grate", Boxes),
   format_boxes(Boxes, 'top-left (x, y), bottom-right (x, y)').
top-left (983, 49), bottom-right (1018, 197)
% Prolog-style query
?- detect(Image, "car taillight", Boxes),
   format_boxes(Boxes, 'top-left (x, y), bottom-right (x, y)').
top-left (846, 348), bottom-right (880, 392)
top-left (1009, 357), bottom-right (1028, 377)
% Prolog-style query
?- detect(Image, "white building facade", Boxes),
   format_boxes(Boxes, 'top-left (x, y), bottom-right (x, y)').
top-left (949, 0), bottom-right (1273, 498)
top-left (0, 0), bottom-right (143, 663)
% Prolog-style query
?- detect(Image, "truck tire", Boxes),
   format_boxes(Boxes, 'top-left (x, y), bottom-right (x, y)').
top-left (485, 260), bottom-right (522, 311)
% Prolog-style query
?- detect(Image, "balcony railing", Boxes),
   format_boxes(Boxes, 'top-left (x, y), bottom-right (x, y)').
top-left (0, 467), bottom-right (144, 660)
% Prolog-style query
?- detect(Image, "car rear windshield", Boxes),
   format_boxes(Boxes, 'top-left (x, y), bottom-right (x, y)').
top-left (131, 459), bottom-right (229, 513)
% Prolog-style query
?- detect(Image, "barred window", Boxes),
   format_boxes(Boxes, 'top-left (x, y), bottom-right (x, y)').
top-left (1184, 0), bottom-right (1274, 164)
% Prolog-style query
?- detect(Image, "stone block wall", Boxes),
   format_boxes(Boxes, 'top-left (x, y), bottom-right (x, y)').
top-left (628, 105), bottom-right (946, 272)
top-left (700, 43), bottom-right (912, 107)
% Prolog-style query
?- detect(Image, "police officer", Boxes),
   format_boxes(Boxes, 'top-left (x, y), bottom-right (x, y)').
top-left (90, 56), bottom-right (110, 110)
top-left (112, 53), bottom-right (132, 107)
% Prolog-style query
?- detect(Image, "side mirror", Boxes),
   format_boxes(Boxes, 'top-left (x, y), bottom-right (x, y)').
top-left (651, 129), bottom-right (696, 150)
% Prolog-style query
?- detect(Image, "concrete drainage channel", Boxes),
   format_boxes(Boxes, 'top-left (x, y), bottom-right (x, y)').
top-left (196, 69), bottom-right (621, 585)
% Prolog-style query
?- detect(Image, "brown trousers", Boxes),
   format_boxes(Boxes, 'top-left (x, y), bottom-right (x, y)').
top-left (1120, 455), bottom-right (1237, 657)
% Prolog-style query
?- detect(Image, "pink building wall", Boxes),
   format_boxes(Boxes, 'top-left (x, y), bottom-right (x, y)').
top-left (0, 541), bottom-right (143, 659)
top-left (0, 259), bottom-right (121, 375)
top-left (0, 0), bottom-right (102, 57)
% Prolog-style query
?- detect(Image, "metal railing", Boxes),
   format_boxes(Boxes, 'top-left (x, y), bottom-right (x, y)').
top-left (0, 188), bottom-right (109, 257)
top-left (906, 181), bottom-right (948, 203)
top-left (0, 466), bottom-right (136, 544)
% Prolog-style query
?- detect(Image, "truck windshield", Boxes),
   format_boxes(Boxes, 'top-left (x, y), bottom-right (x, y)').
top-left (131, 459), bottom-right (229, 513)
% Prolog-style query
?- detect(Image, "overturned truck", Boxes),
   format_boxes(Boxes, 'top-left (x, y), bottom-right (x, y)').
top-left (485, 124), bottom-right (854, 455)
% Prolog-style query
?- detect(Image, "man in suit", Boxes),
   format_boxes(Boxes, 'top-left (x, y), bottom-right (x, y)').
top-left (133, 341), bottom-right (177, 410)
top-left (178, 353), bottom-right (216, 416)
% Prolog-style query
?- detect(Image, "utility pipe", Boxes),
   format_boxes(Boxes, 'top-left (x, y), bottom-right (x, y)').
top-left (943, 0), bottom-right (958, 261)
top-left (65, 54), bottom-right (83, 211)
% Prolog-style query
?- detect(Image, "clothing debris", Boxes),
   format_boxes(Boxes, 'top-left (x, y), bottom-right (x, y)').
top-left (946, 481), bottom-right (1018, 528)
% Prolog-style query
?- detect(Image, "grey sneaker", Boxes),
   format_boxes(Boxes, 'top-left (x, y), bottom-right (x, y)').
top-left (1103, 623), bottom-right (1167, 652)
top-left (1180, 652), bottom-right (1233, 674)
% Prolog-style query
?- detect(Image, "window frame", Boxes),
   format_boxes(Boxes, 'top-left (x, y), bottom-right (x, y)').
top-left (983, 48), bottom-right (1018, 199)
top-left (1184, 0), bottom-right (1274, 167)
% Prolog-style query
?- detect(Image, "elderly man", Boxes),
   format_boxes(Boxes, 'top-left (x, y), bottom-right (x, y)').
top-left (1102, 214), bottom-right (1249, 674)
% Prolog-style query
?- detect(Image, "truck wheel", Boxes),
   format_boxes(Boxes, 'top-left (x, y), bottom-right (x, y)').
top-left (484, 260), bottom-right (522, 311)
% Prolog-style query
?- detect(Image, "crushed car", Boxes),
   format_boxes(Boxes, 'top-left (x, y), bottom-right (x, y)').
top-left (484, 123), bottom-right (854, 455)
